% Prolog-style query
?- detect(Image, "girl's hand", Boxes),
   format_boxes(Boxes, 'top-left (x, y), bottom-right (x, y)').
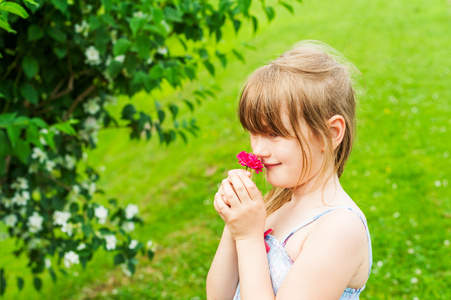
top-left (214, 169), bottom-right (266, 241)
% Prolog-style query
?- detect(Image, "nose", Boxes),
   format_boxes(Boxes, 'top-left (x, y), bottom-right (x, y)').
top-left (250, 135), bottom-right (270, 159)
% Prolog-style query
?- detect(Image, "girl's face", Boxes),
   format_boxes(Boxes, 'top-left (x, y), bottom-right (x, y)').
top-left (250, 113), bottom-right (325, 189)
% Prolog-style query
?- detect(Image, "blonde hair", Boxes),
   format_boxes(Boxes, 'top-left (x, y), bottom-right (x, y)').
top-left (238, 40), bottom-right (359, 215)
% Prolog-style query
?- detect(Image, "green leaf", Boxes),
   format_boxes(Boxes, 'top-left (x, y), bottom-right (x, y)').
top-left (23, 55), bottom-right (39, 79)
top-left (183, 99), bottom-right (194, 112)
top-left (33, 277), bottom-right (42, 291)
top-left (264, 6), bottom-right (275, 22)
top-left (20, 83), bottom-right (38, 104)
top-left (151, 7), bottom-right (164, 23)
top-left (203, 61), bottom-right (215, 76)
top-left (166, 67), bottom-right (178, 87)
top-left (114, 254), bottom-right (125, 266)
top-left (135, 35), bottom-right (151, 59)
top-left (102, 0), bottom-right (112, 13)
top-left (28, 24), bottom-right (44, 41)
top-left (252, 16), bottom-right (258, 33)
top-left (0, 2), bottom-right (29, 18)
top-left (17, 277), bottom-right (24, 291)
top-left (233, 19), bottom-right (241, 33)
top-left (127, 261), bottom-right (135, 275)
top-left (52, 120), bottom-right (78, 135)
top-left (0, 17), bottom-right (16, 33)
top-left (53, 47), bottom-right (66, 58)
top-left (0, 112), bottom-right (17, 127)
top-left (279, 1), bottom-right (294, 14)
top-left (121, 104), bottom-right (137, 121)
top-left (46, 27), bottom-right (67, 42)
top-left (14, 138), bottom-right (31, 164)
top-left (107, 61), bottom-right (122, 78)
top-left (50, 0), bottom-right (67, 13)
top-left (6, 125), bottom-right (21, 147)
top-left (130, 17), bottom-right (146, 36)
top-left (113, 38), bottom-right (132, 56)
top-left (238, 0), bottom-right (251, 16)
top-left (49, 268), bottom-right (57, 283)
top-left (149, 64), bottom-right (164, 79)
top-left (215, 51), bottom-right (227, 68)
top-left (163, 6), bottom-right (183, 22)
top-left (232, 49), bottom-right (245, 63)
top-left (0, 269), bottom-right (6, 296)
top-left (168, 103), bottom-right (179, 120)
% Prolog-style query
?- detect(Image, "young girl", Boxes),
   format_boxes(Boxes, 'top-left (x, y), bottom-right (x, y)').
top-left (206, 41), bottom-right (372, 299)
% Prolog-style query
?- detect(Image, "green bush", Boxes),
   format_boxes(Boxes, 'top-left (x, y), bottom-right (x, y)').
top-left (0, 0), bottom-right (299, 295)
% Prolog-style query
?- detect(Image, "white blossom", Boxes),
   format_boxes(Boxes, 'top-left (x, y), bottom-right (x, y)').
top-left (45, 258), bottom-right (52, 269)
top-left (11, 177), bottom-right (29, 190)
top-left (12, 191), bottom-right (29, 206)
top-left (85, 46), bottom-right (101, 66)
top-left (146, 240), bottom-right (157, 252)
top-left (73, 185), bottom-right (81, 194)
top-left (114, 55), bottom-right (125, 63)
top-left (28, 238), bottom-right (42, 249)
top-left (2, 198), bottom-right (12, 208)
top-left (64, 251), bottom-right (80, 268)
top-left (75, 20), bottom-right (89, 37)
top-left (77, 243), bottom-right (86, 251)
top-left (129, 239), bottom-right (139, 249)
top-left (29, 163), bottom-right (39, 173)
top-left (4, 214), bottom-right (18, 227)
top-left (88, 182), bottom-right (96, 196)
top-left (157, 47), bottom-right (168, 55)
top-left (95, 205), bottom-right (108, 224)
top-left (32, 147), bottom-right (47, 163)
top-left (104, 95), bottom-right (118, 106)
top-left (45, 160), bottom-right (56, 172)
top-left (84, 117), bottom-right (101, 131)
top-left (61, 222), bottom-right (73, 236)
top-left (110, 30), bottom-right (117, 44)
top-left (125, 204), bottom-right (139, 219)
top-left (133, 11), bottom-right (144, 18)
top-left (83, 98), bottom-right (101, 115)
top-left (122, 221), bottom-right (135, 233)
top-left (53, 211), bottom-right (71, 226)
top-left (28, 212), bottom-right (44, 233)
top-left (104, 235), bottom-right (117, 250)
top-left (121, 264), bottom-right (132, 277)
top-left (64, 155), bottom-right (76, 169)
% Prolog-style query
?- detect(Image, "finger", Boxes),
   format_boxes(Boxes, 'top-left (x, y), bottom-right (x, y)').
top-left (214, 192), bottom-right (231, 218)
top-left (227, 170), bottom-right (252, 204)
top-left (234, 170), bottom-right (262, 201)
top-left (222, 179), bottom-right (241, 207)
top-left (227, 169), bottom-right (251, 183)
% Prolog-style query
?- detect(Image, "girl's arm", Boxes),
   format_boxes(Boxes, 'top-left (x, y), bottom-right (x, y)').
top-left (276, 209), bottom-right (368, 299)
top-left (206, 225), bottom-right (239, 299)
top-left (214, 170), bottom-right (275, 300)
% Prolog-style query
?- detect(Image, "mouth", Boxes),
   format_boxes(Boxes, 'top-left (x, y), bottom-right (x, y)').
top-left (263, 163), bottom-right (282, 169)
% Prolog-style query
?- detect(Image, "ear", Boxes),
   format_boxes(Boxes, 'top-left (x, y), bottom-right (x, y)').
top-left (327, 115), bottom-right (346, 150)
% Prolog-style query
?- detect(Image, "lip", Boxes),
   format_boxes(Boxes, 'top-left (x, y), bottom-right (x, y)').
top-left (263, 163), bottom-right (281, 169)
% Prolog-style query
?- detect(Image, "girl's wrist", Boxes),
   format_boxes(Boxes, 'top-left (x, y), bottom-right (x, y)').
top-left (235, 236), bottom-right (266, 253)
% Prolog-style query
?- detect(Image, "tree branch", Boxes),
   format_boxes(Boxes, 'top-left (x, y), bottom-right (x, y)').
top-left (64, 85), bottom-right (96, 121)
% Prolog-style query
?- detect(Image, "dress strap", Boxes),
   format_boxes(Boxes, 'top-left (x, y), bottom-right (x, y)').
top-left (280, 206), bottom-right (372, 277)
top-left (281, 206), bottom-right (367, 245)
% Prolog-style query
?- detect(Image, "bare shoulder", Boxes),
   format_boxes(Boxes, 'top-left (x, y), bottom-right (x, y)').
top-left (314, 208), bottom-right (367, 239)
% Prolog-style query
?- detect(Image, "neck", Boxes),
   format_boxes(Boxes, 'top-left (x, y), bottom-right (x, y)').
top-left (291, 172), bottom-right (343, 207)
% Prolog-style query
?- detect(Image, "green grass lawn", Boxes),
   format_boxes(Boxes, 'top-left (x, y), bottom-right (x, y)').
top-left (2, 0), bottom-right (451, 299)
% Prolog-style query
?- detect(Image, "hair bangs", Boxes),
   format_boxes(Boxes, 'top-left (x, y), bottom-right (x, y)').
top-left (238, 66), bottom-right (294, 138)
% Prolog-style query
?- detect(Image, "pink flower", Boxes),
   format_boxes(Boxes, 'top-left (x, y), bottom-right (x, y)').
top-left (236, 151), bottom-right (264, 173)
